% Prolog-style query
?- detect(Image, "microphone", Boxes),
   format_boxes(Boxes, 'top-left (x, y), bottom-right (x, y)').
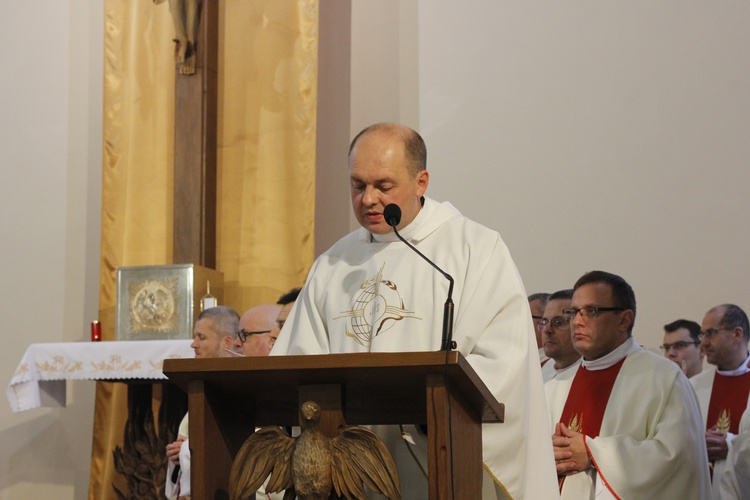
top-left (383, 204), bottom-right (455, 351)
top-left (384, 203), bottom-right (401, 227)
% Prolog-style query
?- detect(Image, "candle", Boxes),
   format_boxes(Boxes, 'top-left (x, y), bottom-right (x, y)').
top-left (201, 280), bottom-right (217, 311)
top-left (91, 320), bottom-right (102, 341)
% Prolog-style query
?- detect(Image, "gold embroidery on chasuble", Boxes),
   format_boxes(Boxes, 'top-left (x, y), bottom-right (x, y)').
top-left (706, 371), bottom-right (750, 434)
top-left (568, 413), bottom-right (583, 434)
top-left (714, 409), bottom-right (731, 433)
top-left (559, 358), bottom-right (626, 438)
top-left (335, 263), bottom-right (421, 347)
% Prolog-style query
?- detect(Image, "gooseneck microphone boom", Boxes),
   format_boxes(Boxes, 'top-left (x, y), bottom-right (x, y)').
top-left (383, 204), bottom-right (455, 351)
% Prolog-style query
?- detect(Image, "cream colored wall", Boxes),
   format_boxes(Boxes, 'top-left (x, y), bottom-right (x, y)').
top-left (314, 0), bottom-right (353, 257)
top-left (3, 1), bottom-right (748, 498)
top-left (0, 1), bottom-right (102, 498)
top-left (346, 3), bottom-right (749, 496)
top-left (348, 1), bottom-right (750, 356)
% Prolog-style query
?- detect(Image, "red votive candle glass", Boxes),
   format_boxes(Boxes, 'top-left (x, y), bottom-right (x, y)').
top-left (91, 321), bottom-right (102, 341)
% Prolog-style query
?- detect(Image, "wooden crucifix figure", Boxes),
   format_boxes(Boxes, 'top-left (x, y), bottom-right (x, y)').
top-left (166, 0), bottom-right (218, 268)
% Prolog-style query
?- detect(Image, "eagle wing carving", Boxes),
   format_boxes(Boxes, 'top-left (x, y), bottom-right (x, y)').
top-left (229, 426), bottom-right (295, 500)
top-left (230, 403), bottom-right (401, 500)
top-left (329, 426), bottom-right (401, 500)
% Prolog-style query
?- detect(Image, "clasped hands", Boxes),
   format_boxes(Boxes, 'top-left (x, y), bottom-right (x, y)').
top-left (552, 422), bottom-right (593, 476)
top-left (705, 427), bottom-right (729, 462)
top-left (166, 435), bottom-right (187, 464)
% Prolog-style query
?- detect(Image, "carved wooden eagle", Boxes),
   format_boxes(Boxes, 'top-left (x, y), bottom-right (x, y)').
top-left (229, 400), bottom-right (400, 500)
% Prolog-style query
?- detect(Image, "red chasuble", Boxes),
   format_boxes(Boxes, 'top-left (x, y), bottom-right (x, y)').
top-left (556, 358), bottom-right (626, 492)
top-left (706, 371), bottom-right (750, 434)
top-left (559, 358), bottom-right (626, 438)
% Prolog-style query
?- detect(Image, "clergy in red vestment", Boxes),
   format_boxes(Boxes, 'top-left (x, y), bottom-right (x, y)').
top-left (690, 303), bottom-right (750, 498)
top-left (548, 271), bottom-right (711, 499)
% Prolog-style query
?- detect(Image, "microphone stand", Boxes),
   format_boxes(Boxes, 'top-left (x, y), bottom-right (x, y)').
top-left (388, 219), bottom-right (455, 351)
top-left (386, 204), bottom-right (457, 498)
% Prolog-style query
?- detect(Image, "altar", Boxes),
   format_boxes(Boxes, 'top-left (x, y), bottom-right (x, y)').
top-left (7, 340), bottom-right (194, 413)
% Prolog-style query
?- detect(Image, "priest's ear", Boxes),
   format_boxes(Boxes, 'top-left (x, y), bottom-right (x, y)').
top-left (415, 169), bottom-right (429, 198)
top-left (730, 325), bottom-right (746, 343)
top-left (620, 309), bottom-right (635, 334)
top-left (221, 334), bottom-right (234, 350)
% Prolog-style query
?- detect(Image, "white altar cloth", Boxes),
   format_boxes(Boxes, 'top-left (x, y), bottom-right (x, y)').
top-left (7, 340), bottom-right (194, 412)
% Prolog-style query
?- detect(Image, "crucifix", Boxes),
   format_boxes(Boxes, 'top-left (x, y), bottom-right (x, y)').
top-left (167, 0), bottom-right (219, 267)
top-left (111, 2), bottom-right (219, 498)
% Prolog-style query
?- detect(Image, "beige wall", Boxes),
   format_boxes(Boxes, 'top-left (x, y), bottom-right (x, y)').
top-left (346, 0), bottom-right (750, 355)
top-left (0, 0), bottom-right (103, 498)
top-left (314, 0), bottom-right (352, 256)
top-left (3, 0), bottom-right (749, 497)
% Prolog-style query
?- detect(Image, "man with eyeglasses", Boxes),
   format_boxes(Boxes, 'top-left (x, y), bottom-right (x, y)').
top-left (234, 304), bottom-right (282, 356)
top-left (168, 306), bottom-right (240, 500)
top-left (548, 271), bottom-right (710, 499)
top-left (661, 319), bottom-right (704, 378)
top-left (232, 296), bottom-right (297, 500)
top-left (689, 303), bottom-right (750, 498)
top-left (538, 289), bottom-right (580, 383)
top-left (528, 292), bottom-right (551, 364)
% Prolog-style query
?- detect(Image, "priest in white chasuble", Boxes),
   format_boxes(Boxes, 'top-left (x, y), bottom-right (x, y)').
top-left (719, 403), bottom-right (750, 499)
top-left (548, 271), bottom-right (711, 499)
top-left (690, 303), bottom-right (750, 498)
top-left (271, 123), bottom-right (559, 499)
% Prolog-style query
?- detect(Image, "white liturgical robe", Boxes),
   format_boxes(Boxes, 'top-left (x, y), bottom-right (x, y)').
top-left (545, 338), bottom-right (711, 499)
top-left (542, 358), bottom-right (580, 384)
top-left (271, 198), bottom-right (558, 499)
top-left (719, 403), bottom-right (750, 499)
top-left (690, 354), bottom-right (750, 499)
top-left (166, 414), bottom-right (190, 500)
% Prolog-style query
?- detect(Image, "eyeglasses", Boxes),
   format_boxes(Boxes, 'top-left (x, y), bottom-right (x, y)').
top-left (537, 317), bottom-right (570, 331)
top-left (562, 307), bottom-right (625, 322)
top-left (698, 327), bottom-right (731, 342)
top-left (237, 329), bottom-right (271, 343)
top-left (531, 315), bottom-right (543, 320)
top-left (659, 341), bottom-right (700, 351)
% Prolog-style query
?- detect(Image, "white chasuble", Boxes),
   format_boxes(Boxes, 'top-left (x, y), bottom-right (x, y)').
top-left (690, 355), bottom-right (750, 498)
top-left (272, 198), bottom-right (558, 499)
top-left (719, 403), bottom-right (750, 499)
top-left (546, 338), bottom-right (711, 499)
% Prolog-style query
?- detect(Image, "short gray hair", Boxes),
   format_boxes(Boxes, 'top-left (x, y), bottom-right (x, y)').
top-left (197, 306), bottom-right (240, 340)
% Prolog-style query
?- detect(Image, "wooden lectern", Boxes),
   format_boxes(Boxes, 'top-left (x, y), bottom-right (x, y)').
top-left (163, 351), bottom-right (504, 499)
